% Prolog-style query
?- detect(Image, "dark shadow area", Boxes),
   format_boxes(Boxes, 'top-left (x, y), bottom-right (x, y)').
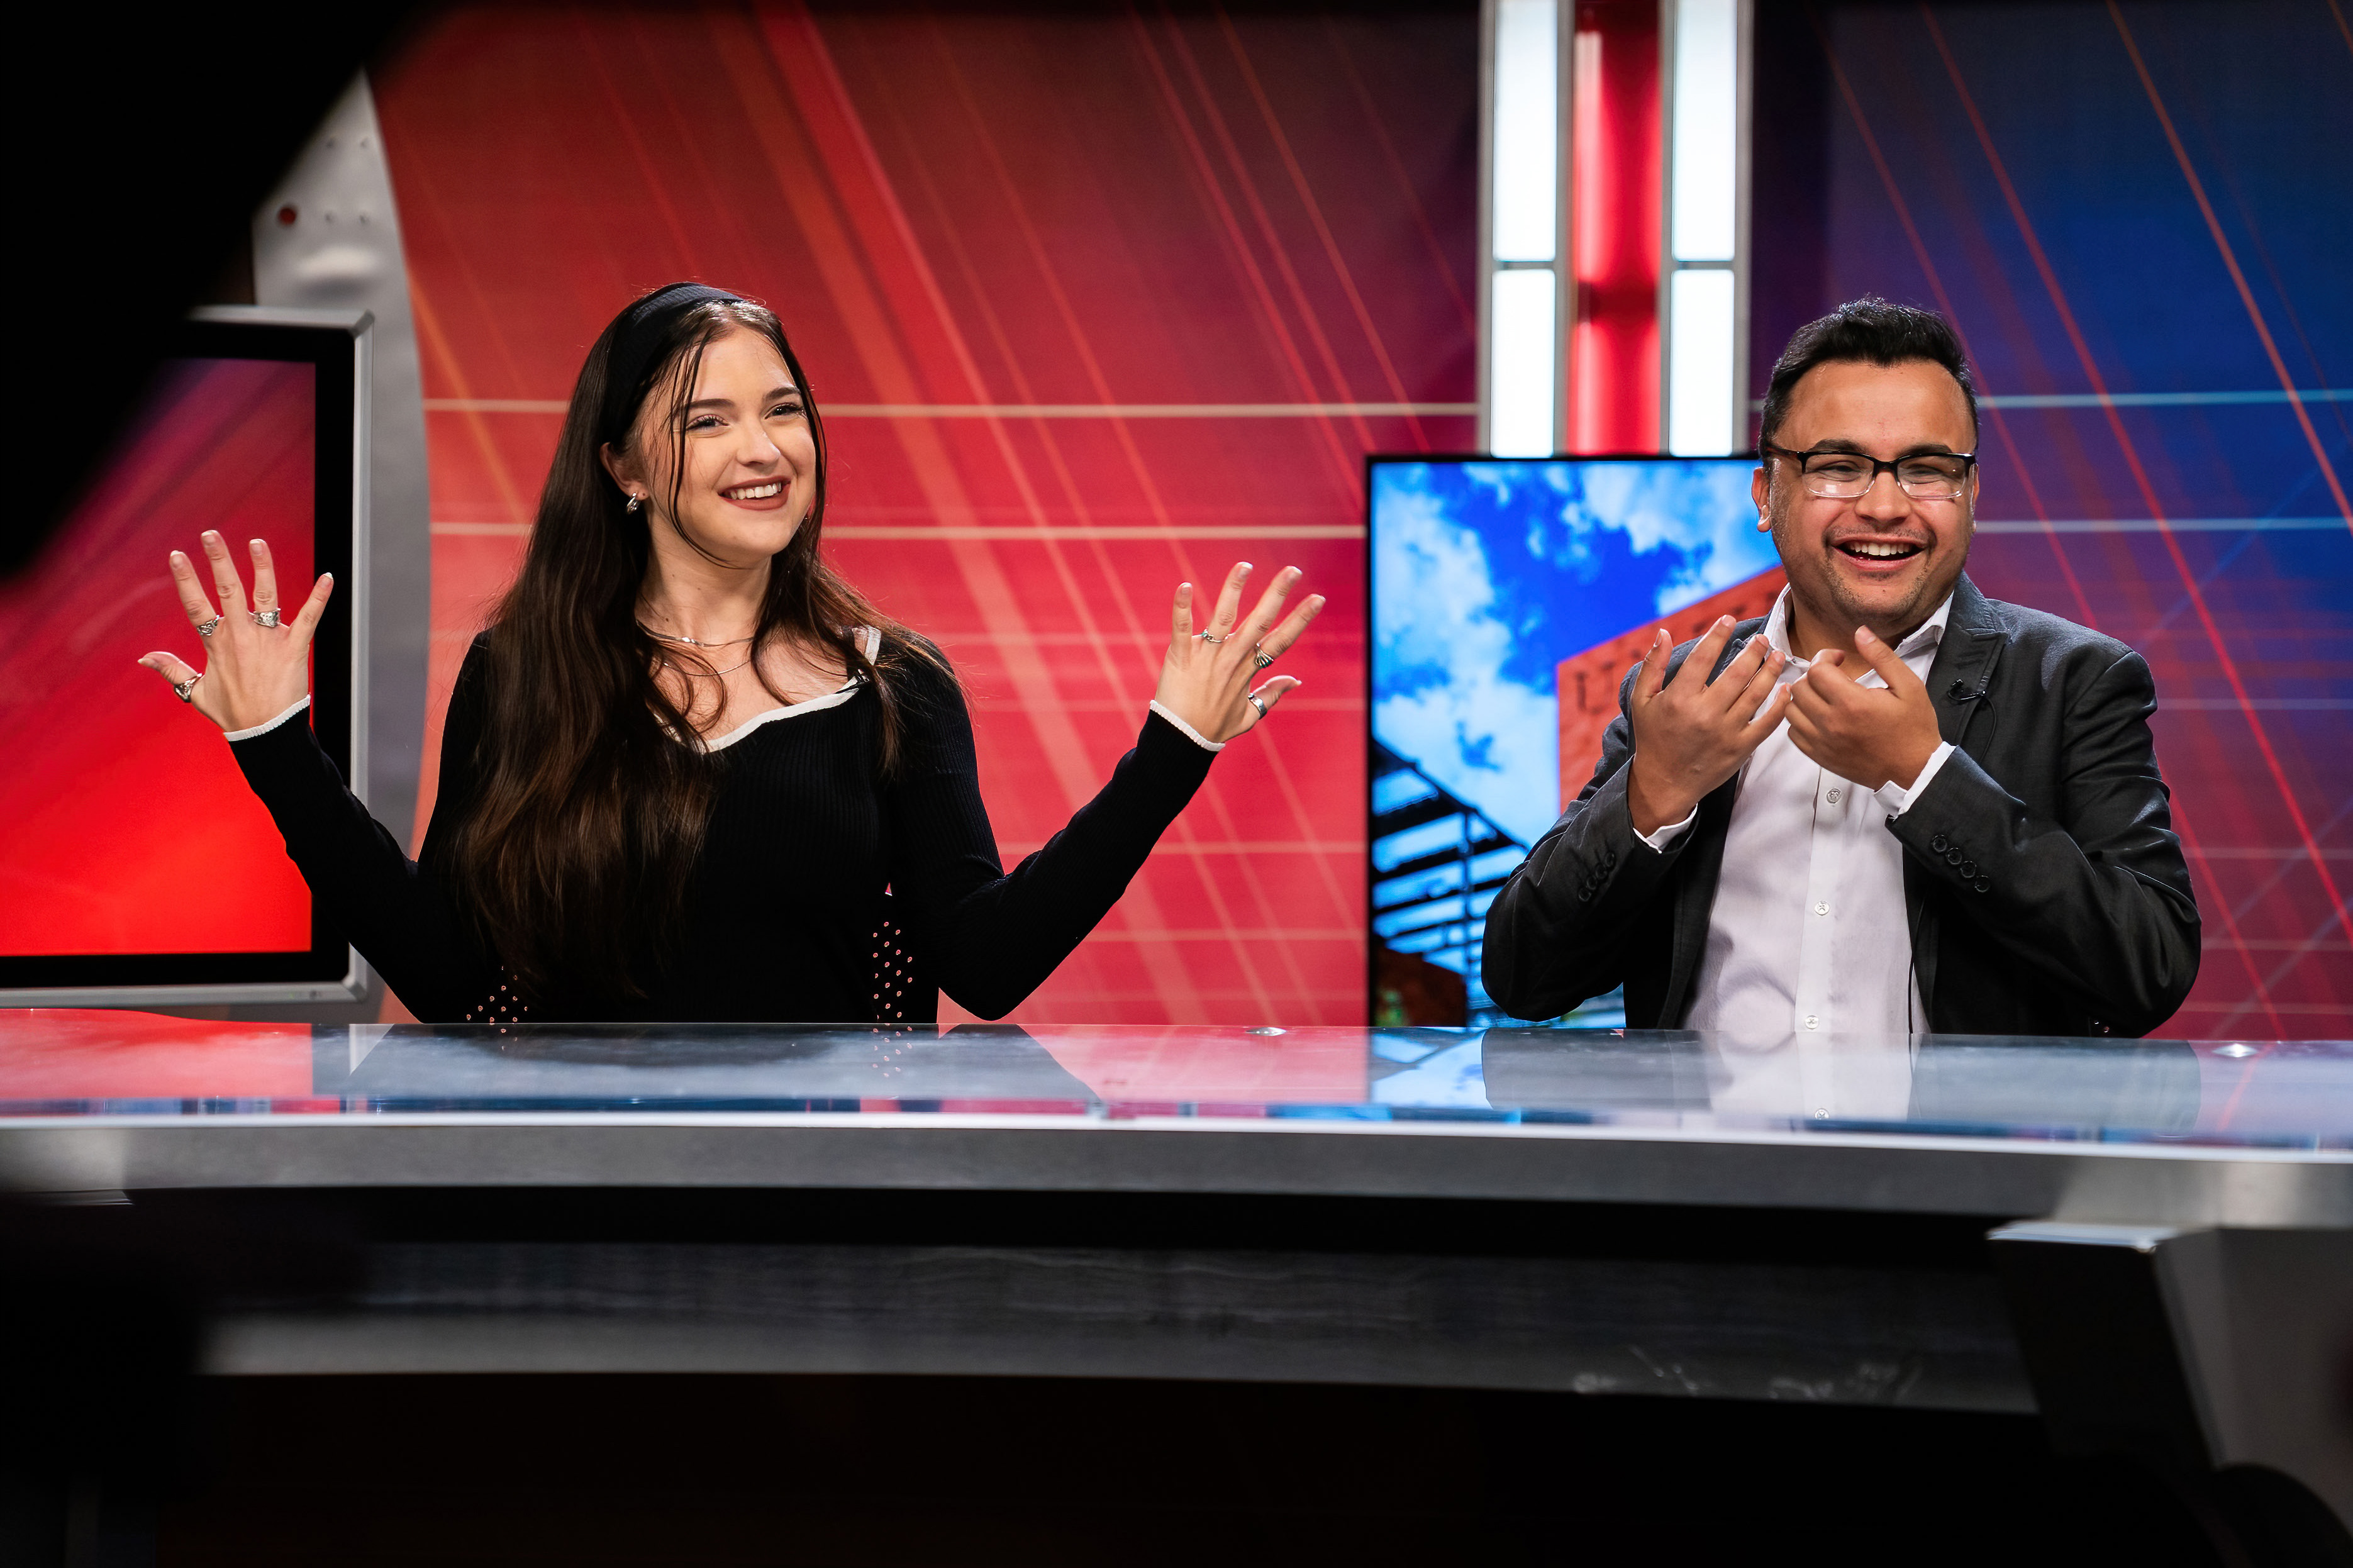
top-left (153, 1373), bottom-right (2237, 1567)
top-left (6, 4), bottom-right (420, 581)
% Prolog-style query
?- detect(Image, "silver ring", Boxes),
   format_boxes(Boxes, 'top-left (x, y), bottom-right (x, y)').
top-left (1252, 646), bottom-right (1275, 670)
top-left (1196, 630), bottom-right (1227, 645)
top-left (173, 672), bottom-right (203, 704)
top-left (1247, 692), bottom-right (1267, 720)
top-left (250, 608), bottom-right (282, 628)
top-left (194, 614), bottom-right (224, 638)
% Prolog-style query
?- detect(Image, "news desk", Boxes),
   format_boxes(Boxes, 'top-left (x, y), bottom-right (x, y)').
top-left (1, 1013), bottom-right (2347, 1558)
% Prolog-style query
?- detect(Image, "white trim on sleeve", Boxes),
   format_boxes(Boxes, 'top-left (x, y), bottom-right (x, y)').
top-left (1148, 701), bottom-right (1225, 752)
top-left (224, 696), bottom-right (311, 742)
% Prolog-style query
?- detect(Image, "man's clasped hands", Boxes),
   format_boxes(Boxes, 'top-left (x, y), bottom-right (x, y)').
top-left (1623, 616), bottom-right (1947, 838)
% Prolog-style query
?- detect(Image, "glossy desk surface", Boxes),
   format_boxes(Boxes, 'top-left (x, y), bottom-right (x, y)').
top-left (1, 1011), bottom-right (2347, 1226)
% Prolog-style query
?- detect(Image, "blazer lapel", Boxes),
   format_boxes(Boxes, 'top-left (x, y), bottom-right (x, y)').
top-left (1909, 574), bottom-right (2005, 1025)
top-left (1924, 574), bottom-right (2005, 750)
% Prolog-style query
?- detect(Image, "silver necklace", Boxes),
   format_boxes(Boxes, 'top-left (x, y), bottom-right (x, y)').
top-left (639, 622), bottom-right (755, 648)
top-left (657, 647), bottom-right (755, 678)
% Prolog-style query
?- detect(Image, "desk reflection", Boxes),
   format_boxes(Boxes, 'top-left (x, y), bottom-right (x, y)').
top-left (0, 1011), bottom-right (2335, 1147)
top-left (1474, 1029), bottom-right (2202, 1134)
top-left (323, 1022), bottom-right (1096, 1108)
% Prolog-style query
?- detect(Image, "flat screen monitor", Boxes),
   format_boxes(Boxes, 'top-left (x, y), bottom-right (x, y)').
top-left (1368, 455), bottom-right (1782, 1028)
top-left (0, 310), bottom-right (365, 1004)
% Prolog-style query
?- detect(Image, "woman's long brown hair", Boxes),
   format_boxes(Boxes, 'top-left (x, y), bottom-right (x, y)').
top-left (438, 292), bottom-right (947, 1003)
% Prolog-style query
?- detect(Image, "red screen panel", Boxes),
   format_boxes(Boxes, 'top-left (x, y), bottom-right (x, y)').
top-left (0, 359), bottom-right (316, 957)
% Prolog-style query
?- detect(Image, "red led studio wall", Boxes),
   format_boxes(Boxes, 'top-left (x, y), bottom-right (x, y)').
top-left (371, 1), bottom-right (1479, 1025)
top-left (0, 312), bottom-right (367, 1004)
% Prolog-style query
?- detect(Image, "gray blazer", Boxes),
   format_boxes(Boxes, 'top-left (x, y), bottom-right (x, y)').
top-left (1482, 575), bottom-right (2201, 1037)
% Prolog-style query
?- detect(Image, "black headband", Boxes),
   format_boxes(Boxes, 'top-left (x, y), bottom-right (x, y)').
top-left (600, 282), bottom-right (745, 445)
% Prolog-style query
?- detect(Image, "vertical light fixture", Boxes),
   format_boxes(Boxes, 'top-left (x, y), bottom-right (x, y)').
top-left (1482, 0), bottom-right (1564, 458)
top-left (1662, 0), bottom-right (1750, 455)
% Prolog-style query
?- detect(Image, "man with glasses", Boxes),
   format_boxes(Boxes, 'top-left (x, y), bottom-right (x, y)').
top-left (1484, 297), bottom-right (2199, 1038)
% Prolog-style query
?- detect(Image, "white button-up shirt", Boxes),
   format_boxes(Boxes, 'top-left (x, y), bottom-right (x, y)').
top-left (1645, 589), bottom-right (1957, 1039)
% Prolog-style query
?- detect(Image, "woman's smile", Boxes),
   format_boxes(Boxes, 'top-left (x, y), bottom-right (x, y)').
top-left (721, 477), bottom-right (788, 510)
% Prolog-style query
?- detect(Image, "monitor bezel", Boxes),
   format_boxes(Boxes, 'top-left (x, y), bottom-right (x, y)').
top-left (0, 308), bottom-right (372, 1006)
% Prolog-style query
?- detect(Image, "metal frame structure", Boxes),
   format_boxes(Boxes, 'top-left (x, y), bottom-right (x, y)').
top-left (1479, 0), bottom-right (1755, 457)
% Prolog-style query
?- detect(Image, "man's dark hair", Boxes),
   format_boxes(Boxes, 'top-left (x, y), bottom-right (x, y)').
top-left (1757, 297), bottom-right (1978, 448)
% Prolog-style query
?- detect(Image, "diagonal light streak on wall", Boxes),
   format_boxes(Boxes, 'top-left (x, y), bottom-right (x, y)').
top-left (1217, 10), bottom-right (1432, 453)
top-left (1125, 10), bottom-right (1366, 499)
top-left (742, 1), bottom-right (1221, 1021)
top-left (2106, 1), bottom-right (2353, 542)
top-left (1907, 8), bottom-right (2331, 1026)
top-left (1912, 9), bottom-right (2353, 962)
top-left (1816, 8), bottom-right (2280, 1033)
top-left (911, 8), bottom-right (1357, 987)
top-left (1160, 16), bottom-right (1383, 460)
top-left (1322, 16), bottom-right (1478, 338)
top-left (870, 14), bottom-right (1277, 1018)
top-left (843, 28), bottom-right (1335, 1025)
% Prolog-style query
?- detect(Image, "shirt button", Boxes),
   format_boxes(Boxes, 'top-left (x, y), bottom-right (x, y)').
top-left (1825, 788), bottom-right (1841, 804)
top-left (1814, 901), bottom-right (1829, 916)
top-left (1805, 1015), bottom-right (1820, 1030)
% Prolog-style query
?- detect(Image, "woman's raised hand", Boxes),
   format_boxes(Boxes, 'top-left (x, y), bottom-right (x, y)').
top-left (138, 531), bottom-right (333, 733)
top-left (1155, 562), bottom-right (1325, 743)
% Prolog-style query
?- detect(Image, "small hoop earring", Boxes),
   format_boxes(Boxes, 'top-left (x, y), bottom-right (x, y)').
top-left (626, 493), bottom-right (644, 514)
top-left (1756, 513), bottom-right (1771, 532)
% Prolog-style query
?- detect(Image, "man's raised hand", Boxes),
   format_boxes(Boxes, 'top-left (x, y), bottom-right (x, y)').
top-left (1624, 615), bottom-right (1792, 835)
top-left (1784, 626), bottom-right (1942, 792)
top-left (138, 531), bottom-right (333, 733)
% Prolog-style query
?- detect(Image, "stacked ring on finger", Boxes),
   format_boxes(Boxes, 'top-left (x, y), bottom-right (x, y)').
top-left (174, 672), bottom-right (204, 703)
top-left (1252, 646), bottom-right (1275, 670)
top-left (1196, 630), bottom-right (1227, 644)
top-left (195, 614), bottom-right (225, 638)
top-left (250, 608), bottom-right (282, 628)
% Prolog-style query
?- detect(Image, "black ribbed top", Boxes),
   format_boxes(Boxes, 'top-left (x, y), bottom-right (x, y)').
top-left (229, 638), bottom-right (1216, 1023)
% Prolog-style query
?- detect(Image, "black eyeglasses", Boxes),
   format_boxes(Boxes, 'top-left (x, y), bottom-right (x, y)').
top-left (1761, 443), bottom-right (1979, 501)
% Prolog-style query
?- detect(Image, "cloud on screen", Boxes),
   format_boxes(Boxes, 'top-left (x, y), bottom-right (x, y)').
top-left (1373, 479), bottom-right (1561, 847)
top-left (1544, 463), bottom-right (1777, 614)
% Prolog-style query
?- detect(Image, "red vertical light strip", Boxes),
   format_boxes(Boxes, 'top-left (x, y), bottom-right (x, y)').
top-left (1569, 0), bottom-right (1662, 454)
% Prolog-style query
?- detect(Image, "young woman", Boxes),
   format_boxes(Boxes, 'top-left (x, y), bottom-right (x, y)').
top-left (140, 282), bottom-right (1322, 1024)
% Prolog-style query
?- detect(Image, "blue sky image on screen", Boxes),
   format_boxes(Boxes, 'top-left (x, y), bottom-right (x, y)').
top-left (1371, 459), bottom-right (1774, 849)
